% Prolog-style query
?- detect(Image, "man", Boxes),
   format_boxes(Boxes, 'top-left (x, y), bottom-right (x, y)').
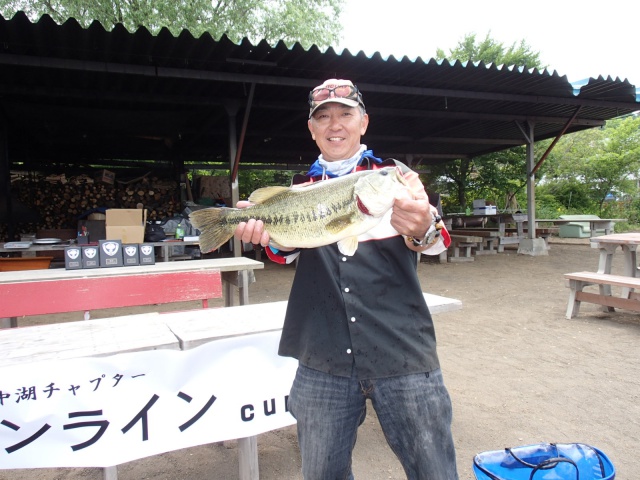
top-left (235, 79), bottom-right (458, 479)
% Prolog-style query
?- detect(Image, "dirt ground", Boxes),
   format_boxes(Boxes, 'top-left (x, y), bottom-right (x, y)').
top-left (2, 237), bottom-right (639, 480)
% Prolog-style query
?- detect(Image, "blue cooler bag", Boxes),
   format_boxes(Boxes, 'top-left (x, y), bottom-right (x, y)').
top-left (473, 442), bottom-right (615, 480)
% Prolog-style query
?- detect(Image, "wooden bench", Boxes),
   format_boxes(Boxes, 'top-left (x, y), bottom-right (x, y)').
top-left (564, 271), bottom-right (640, 319)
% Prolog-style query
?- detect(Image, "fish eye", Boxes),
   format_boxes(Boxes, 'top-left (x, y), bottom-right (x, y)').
top-left (380, 170), bottom-right (388, 176)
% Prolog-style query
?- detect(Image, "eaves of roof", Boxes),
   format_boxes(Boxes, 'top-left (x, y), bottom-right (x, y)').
top-left (0, 11), bottom-right (638, 173)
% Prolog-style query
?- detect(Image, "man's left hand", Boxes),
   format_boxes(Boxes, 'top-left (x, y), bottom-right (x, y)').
top-left (391, 196), bottom-right (432, 239)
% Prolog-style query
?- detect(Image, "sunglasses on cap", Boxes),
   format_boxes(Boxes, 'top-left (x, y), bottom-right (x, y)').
top-left (308, 84), bottom-right (364, 107)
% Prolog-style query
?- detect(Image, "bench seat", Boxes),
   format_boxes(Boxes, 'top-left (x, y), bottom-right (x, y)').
top-left (564, 271), bottom-right (640, 318)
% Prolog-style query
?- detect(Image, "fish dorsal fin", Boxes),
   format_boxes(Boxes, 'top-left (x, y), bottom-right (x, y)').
top-left (337, 237), bottom-right (359, 256)
top-left (248, 186), bottom-right (290, 204)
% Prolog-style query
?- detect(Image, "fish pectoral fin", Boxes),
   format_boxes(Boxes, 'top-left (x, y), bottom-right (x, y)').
top-left (337, 237), bottom-right (359, 256)
top-left (327, 215), bottom-right (360, 255)
top-left (325, 215), bottom-right (356, 234)
top-left (248, 186), bottom-right (290, 204)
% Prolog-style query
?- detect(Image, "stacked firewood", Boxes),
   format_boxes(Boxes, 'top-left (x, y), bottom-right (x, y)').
top-left (8, 171), bottom-right (181, 232)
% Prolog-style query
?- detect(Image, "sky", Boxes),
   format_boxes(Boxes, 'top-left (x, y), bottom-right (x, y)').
top-left (338, 0), bottom-right (639, 87)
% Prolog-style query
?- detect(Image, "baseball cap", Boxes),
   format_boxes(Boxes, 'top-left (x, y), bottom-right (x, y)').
top-left (308, 79), bottom-right (365, 118)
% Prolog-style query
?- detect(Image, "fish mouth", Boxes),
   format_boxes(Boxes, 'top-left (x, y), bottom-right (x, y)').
top-left (394, 166), bottom-right (408, 186)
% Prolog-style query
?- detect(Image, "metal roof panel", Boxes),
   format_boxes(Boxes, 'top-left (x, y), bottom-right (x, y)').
top-left (0, 11), bottom-right (638, 172)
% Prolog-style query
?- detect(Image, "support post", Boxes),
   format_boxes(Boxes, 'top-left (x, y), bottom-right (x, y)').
top-left (102, 465), bottom-right (118, 480)
top-left (519, 121), bottom-right (547, 256)
top-left (0, 113), bottom-right (14, 240)
top-left (225, 103), bottom-right (242, 266)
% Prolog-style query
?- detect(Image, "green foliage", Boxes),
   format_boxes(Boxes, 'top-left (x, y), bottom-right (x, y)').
top-left (431, 30), bottom-right (640, 226)
top-left (537, 181), bottom-right (593, 213)
top-left (533, 188), bottom-right (566, 219)
top-left (238, 168), bottom-right (295, 199)
top-left (613, 196), bottom-right (640, 225)
top-left (435, 32), bottom-right (545, 70)
top-left (0, 0), bottom-right (342, 48)
top-left (541, 115), bottom-right (640, 215)
top-left (431, 32), bottom-right (547, 213)
top-left (189, 167), bottom-right (295, 203)
top-left (428, 158), bottom-right (474, 210)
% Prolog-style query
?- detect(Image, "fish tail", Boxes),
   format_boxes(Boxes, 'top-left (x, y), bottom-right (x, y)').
top-left (189, 208), bottom-right (235, 253)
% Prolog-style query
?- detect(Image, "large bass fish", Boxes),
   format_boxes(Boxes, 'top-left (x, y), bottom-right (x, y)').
top-left (190, 166), bottom-right (409, 256)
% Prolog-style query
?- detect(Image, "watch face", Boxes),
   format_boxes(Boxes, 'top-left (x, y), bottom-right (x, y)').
top-left (425, 228), bottom-right (438, 245)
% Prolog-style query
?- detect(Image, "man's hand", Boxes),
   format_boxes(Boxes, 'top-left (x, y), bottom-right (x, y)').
top-left (233, 201), bottom-right (271, 247)
top-left (391, 196), bottom-right (433, 239)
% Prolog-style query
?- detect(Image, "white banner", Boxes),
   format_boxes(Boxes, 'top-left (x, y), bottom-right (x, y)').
top-left (0, 330), bottom-right (298, 468)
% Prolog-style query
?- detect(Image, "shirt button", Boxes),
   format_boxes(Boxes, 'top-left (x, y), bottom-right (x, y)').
top-left (341, 256), bottom-right (347, 262)
top-left (344, 287), bottom-right (350, 293)
top-left (346, 349), bottom-right (352, 354)
top-left (350, 317), bottom-right (356, 322)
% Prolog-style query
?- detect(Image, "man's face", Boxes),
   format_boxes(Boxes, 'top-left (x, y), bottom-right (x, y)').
top-left (307, 103), bottom-right (369, 162)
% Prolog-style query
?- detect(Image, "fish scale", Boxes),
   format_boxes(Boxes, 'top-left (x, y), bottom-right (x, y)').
top-left (189, 167), bottom-right (407, 256)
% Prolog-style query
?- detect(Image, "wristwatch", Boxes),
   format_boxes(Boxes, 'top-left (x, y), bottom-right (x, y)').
top-left (408, 215), bottom-right (442, 247)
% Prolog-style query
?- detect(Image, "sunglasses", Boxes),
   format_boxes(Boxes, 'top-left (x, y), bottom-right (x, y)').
top-left (308, 84), bottom-right (364, 107)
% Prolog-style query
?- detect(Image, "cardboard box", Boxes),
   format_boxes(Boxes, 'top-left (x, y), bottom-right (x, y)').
top-left (82, 246), bottom-right (100, 269)
top-left (106, 209), bottom-right (147, 244)
top-left (64, 247), bottom-right (83, 270)
top-left (474, 206), bottom-right (497, 215)
top-left (96, 169), bottom-right (115, 185)
top-left (139, 244), bottom-right (156, 265)
top-left (122, 244), bottom-right (140, 266)
top-left (472, 199), bottom-right (486, 208)
top-left (99, 239), bottom-right (123, 267)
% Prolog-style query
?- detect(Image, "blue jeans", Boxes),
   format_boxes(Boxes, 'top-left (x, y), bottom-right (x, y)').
top-left (288, 364), bottom-right (458, 480)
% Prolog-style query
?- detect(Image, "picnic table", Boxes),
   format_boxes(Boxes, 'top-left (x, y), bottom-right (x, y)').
top-left (446, 213), bottom-right (529, 252)
top-left (447, 234), bottom-right (486, 262)
top-left (0, 256), bottom-right (263, 480)
top-left (0, 292), bottom-right (462, 480)
top-left (564, 232), bottom-right (640, 318)
top-left (534, 217), bottom-right (626, 237)
top-left (0, 257), bottom-right (263, 328)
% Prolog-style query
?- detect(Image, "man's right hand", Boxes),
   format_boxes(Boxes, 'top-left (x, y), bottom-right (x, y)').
top-left (234, 201), bottom-right (297, 252)
top-left (233, 201), bottom-right (271, 247)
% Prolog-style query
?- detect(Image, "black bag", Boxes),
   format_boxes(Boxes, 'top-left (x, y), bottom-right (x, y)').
top-left (144, 223), bottom-right (166, 242)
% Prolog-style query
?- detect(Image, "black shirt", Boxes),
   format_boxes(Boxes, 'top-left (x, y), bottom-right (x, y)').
top-left (278, 233), bottom-right (441, 380)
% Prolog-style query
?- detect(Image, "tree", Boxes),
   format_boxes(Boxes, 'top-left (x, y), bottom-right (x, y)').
top-left (542, 115), bottom-right (640, 214)
top-left (436, 32), bottom-right (545, 71)
top-left (0, 0), bottom-right (342, 49)
top-left (431, 33), bottom-right (546, 211)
